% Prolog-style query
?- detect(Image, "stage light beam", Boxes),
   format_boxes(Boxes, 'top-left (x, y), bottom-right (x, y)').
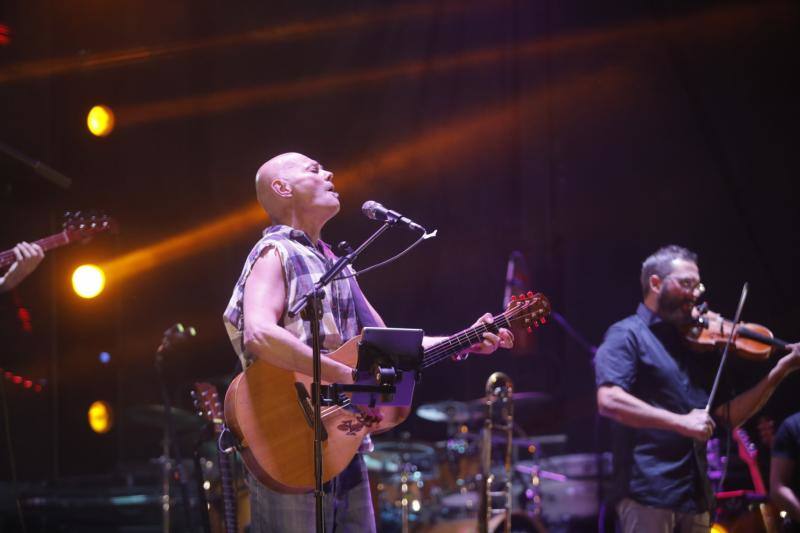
top-left (72, 264), bottom-right (106, 298)
top-left (99, 67), bottom-right (632, 281)
top-left (87, 105), bottom-right (115, 137)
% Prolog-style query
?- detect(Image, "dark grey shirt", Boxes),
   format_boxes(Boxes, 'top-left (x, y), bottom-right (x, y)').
top-left (595, 303), bottom-right (721, 512)
top-left (773, 413), bottom-right (800, 501)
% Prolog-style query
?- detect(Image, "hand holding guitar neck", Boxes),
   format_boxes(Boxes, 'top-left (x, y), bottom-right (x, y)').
top-left (0, 211), bottom-right (117, 292)
top-left (0, 241), bottom-right (44, 292)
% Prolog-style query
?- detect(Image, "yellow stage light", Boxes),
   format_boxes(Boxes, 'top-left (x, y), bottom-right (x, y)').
top-left (88, 400), bottom-right (113, 434)
top-left (87, 105), bottom-right (115, 137)
top-left (72, 264), bottom-right (106, 298)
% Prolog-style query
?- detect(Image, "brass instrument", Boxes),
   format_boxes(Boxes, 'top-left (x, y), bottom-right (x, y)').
top-left (479, 372), bottom-right (514, 533)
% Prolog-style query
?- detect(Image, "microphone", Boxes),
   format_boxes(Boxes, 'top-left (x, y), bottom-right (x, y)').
top-left (361, 201), bottom-right (425, 232)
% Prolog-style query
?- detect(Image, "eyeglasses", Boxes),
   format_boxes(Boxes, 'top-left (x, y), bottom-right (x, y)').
top-left (665, 276), bottom-right (705, 295)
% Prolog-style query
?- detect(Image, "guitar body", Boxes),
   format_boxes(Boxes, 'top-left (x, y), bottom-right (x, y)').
top-left (224, 291), bottom-right (550, 494)
top-left (224, 335), bottom-right (409, 492)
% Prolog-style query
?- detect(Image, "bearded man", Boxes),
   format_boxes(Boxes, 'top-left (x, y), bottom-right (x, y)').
top-left (594, 245), bottom-right (800, 533)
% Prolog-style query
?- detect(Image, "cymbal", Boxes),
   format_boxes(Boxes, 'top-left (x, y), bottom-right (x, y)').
top-left (127, 404), bottom-right (206, 433)
top-left (466, 391), bottom-right (552, 411)
top-left (416, 401), bottom-right (473, 423)
top-left (417, 392), bottom-right (553, 424)
top-left (365, 440), bottom-right (436, 474)
top-left (372, 440), bottom-right (435, 455)
top-left (461, 432), bottom-right (567, 448)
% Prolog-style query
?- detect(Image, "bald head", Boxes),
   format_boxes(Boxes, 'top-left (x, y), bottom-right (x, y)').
top-left (255, 152), bottom-right (309, 219)
top-left (254, 152), bottom-right (338, 226)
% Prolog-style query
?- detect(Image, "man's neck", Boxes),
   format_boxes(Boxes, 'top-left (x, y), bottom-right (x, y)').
top-left (279, 213), bottom-right (327, 245)
top-left (643, 294), bottom-right (658, 314)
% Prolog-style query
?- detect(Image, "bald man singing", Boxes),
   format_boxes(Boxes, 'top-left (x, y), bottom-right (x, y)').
top-left (223, 152), bottom-right (513, 532)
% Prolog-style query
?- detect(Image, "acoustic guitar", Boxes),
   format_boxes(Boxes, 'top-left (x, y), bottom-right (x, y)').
top-left (224, 291), bottom-right (550, 493)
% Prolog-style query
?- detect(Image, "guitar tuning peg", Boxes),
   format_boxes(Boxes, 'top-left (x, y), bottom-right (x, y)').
top-left (527, 326), bottom-right (532, 333)
top-left (510, 295), bottom-right (516, 302)
top-left (540, 317), bottom-right (547, 324)
top-left (527, 291), bottom-right (534, 297)
top-left (533, 321), bottom-right (540, 328)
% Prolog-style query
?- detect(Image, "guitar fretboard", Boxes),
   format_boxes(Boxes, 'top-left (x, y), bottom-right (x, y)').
top-left (217, 451), bottom-right (238, 533)
top-left (0, 232), bottom-right (70, 268)
top-left (422, 312), bottom-right (512, 369)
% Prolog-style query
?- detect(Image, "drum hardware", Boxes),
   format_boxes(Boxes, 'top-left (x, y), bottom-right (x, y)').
top-left (366, 440), bottom-right (437, 476)
top-left (463, 433), bottom-right (567, 450)
top-left (416, 393), bottom-right (552, 426)
top-left (368, 440), bottom-right (438, 532)
top-left (417, 400), bottom-right (474, 423)
top-left (127, 404), bottom-right (206, 434)
top-left (522, 453), bottom-right (612, 524)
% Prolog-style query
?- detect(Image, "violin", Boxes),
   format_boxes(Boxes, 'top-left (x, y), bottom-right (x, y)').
top-left (684, 303), bottom-right (790, 361)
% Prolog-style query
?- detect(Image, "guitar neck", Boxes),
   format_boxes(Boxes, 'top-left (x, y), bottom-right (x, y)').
top-left (0, 232), bottom-right (70, 268)
top-left (217, 445), bottom-right (238, 533)
top-left (422, 312), bottom-right (512, 369)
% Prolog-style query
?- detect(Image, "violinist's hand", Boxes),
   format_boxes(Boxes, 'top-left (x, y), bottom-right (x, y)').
top-left (776, 342), bottom-right (800, 375)
top-left (454, 313), bottom-right (514, 359)
top-left (676, 408), bottom-right (716, 441)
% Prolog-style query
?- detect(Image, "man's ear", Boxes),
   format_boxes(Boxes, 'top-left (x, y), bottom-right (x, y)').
top-left (649, 274), bottom-right (662, 295)
top-left (271, 178), bottom-right (292, 198)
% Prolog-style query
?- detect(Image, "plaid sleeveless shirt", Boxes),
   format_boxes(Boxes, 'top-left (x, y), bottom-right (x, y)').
top-left (223, 225), bottom-right (361, 368)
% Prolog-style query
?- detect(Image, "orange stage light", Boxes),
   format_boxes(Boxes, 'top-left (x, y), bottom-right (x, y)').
top-left (87, 105), bottom-right (115, 137)
top-left (110, 2), bottom-right (793, 129)
top-left (100, 205), bottom-right (267, 283)
top-left (88, 401), bottom-right (114, 434)
top-left (0, 1), bottom-right (499, 85)
top-left (72, 264), bottom-right (106, 298)
top-left (98, 66), bottom-right (632, 281)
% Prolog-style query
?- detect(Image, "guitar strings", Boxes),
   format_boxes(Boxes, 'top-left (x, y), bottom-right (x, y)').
top-left (316, 301), bottom-right (537, 420)
top-left (421, 309), bottom-right (522, 368)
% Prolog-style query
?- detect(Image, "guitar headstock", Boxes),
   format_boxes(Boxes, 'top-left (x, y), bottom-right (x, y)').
top-left (734, 427), bottom-right (759, 462)
top-left (191, 381), bottom-right (224, 435)
top-left (62, 211), bottom-right (118, 243)
top-left (504, 291), bottom-right (551, 332)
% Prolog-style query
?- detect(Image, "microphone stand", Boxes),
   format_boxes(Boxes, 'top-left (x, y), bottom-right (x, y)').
top-left (0, 140), bottom-right (72, 189)
top-left (155, 347), bottom-right (195, 532)
top-left (153, 324), bottom-right (199, 532)
top-left (288, 221), bottom-right (395, 533)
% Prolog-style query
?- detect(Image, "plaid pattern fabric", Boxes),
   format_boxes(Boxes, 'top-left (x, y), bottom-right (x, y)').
top-left (223, 224), bottom-right (361, 368)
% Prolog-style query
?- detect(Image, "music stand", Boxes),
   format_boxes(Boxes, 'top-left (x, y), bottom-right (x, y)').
top-left (350, 327), bottom-right (424, 407)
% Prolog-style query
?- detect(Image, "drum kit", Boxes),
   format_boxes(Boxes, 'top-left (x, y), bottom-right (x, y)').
top-left (367, 376), bottom-right (610, 533)
top-left (124, 377), bottom-right (608, 533)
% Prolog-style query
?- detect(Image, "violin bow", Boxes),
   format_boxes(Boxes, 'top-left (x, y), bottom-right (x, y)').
top-left (705, 282), bottom-right (749, 412)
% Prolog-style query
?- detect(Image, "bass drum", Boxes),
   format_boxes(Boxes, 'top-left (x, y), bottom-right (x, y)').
top-left (420, 512), bottom-right (546, 533)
